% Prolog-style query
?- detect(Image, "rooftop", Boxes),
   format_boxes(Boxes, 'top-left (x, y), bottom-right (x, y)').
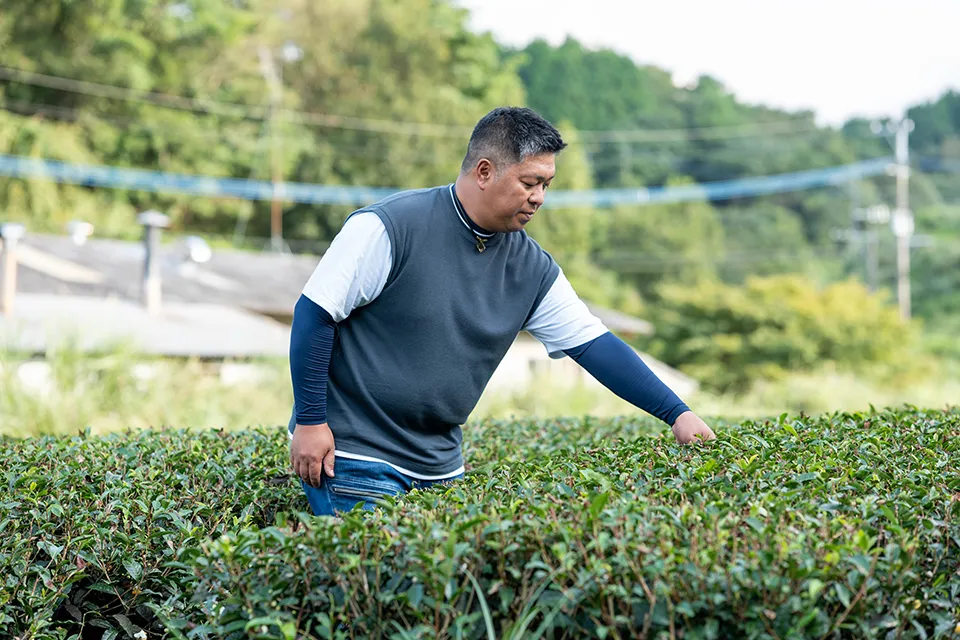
top-left (5, 232), bottom-right (656, 360)
top-left (14, 233), bottom-right (320, 317)
top-left (0, 292), bottom-right (290, 358)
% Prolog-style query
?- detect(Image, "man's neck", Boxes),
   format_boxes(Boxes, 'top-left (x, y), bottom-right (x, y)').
top-left (452, 176), bottom-right (495, 235)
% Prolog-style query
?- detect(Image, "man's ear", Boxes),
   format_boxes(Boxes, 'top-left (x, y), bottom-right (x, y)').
top-left (476, 158), bottom-right (495, 190)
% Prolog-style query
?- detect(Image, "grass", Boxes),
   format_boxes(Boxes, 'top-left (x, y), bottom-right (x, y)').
top-left (3, 343), bottom-right (959, 438)
top-left (0, 342), bottom-right (293, 438)
top-left (472, 364), bottom-right (960, 423)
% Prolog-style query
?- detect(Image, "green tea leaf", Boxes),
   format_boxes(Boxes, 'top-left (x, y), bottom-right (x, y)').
top-left (407, 583), bottom-right (424, 608)
top-left (589, 492), bottom-right (610, 519)
top-left (744, 517), bottom-right (765, 534)
top-left (835, 583), bottom-right (852, 609)
top-left (807, 579), bottom-right (825, 600)
top-left (123, 559), bottom-right (143, 581)
top-left (111, 614), bottom-right (141, 638)
top-left (849, 555), bottom-right (872, 576)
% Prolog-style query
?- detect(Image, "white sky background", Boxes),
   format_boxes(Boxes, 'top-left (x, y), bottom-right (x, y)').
top-left (457, 0), bottom-right (960, 126)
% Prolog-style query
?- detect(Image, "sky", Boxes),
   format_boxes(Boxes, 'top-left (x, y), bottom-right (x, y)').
top-left (457, 0), bottom-right (960, 126)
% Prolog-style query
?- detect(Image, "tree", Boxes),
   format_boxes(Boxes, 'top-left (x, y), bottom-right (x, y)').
top-left (0, 0), bottom-right (527, 243)
top-left (715, 204), bottom-right (819, 283)
top-left (0, 0), bottom-right (280, 235)
top-left (907, 90), bottom-right (960, 157)
top-left (527, 121), bottom-right (643, 315)
top-left (595, 177), bottom-right (726, 302)
top-left (647, 275), bottom-right (919, 393)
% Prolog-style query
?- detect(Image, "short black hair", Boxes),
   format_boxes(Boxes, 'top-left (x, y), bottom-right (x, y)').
top-left (460, 107), bottom-right (567, 174)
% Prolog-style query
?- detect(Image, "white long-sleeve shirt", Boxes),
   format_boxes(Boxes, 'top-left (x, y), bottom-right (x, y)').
top-left (301, 210), bottom-right (609, 359)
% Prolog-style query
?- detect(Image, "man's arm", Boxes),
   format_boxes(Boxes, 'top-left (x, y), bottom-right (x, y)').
top-left (289, 211), bottom-right (392, 485)
top-left (289, 296), bottom-right (336, 426)
top-left (562, 333), bottom-right (715, 443)
top-left (562, 332), bottom-right (689, 425)
top-left (524, 270), bottom-right (715, 443)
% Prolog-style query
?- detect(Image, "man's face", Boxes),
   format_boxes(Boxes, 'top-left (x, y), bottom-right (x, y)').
top-left (477, 154), bottom-right (556, 233)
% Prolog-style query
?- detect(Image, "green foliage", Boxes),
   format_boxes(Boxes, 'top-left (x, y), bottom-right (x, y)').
top-left (0, 424), bottom-right (302, 638)
top-left (507, 36), bottom-right (960, 331)
top-left (911, 243), bottom-right (960, 323)
top-left (597, 181), bottom-right (726, 301)
top-left (3, 1), bottom-right (960, 353)
top-left (907, 90), bottom-right (960, 157)
top-left (647, 275), bottom-right (921, 393)
top-left (512, 38), bottom-right (858, 191)
top-left (714, 204), bottom-right (821, 282)
top-left (0, 0), bottom-right (273, 235)
top-left (512, 37), bottom-right (683, 134)
top-left (6, 408), bottom-right (958, 638)
top-left (0, 0), bottom-right (521, 241)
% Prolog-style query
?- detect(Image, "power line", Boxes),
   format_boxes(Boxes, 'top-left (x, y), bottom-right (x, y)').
top-left (4, 98), bottom-right (847, 191)
top-left (546, 157), bottom-right (893, 207)
top-left (0, 98), bottom-right (824, 173)
top-left (0, 152), bottom-right (894, 208)
top-left (0, 65), bottom-right (476, 137)
top-left (3, 99), bottom-right (869, 190)
top-left (576, 119), bottom-right (823, 143)
top-left (916, 156), bottom-right (960, 173)
top-left (1, 98), bottom-right (824, 178)
top-left (0, 100), bottom-right (464, 168)
top-left (0, 65), bottom-right (822, 142)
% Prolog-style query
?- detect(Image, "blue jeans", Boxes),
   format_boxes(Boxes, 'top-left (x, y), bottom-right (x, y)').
top-left (289, 414), bottom-right (463, 517)
top-left (298, 456), bottom-right (463, 517)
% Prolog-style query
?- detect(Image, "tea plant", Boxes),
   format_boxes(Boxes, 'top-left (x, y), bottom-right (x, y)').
top-left (3, 409), bottom-right (958, 639)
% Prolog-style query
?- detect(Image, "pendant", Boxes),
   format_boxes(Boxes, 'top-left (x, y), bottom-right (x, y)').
top-left (475, 236), bottom-right (486, 253)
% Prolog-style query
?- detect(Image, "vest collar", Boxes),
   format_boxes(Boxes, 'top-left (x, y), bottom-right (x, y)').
top-left (449, 184), bottom-right (502, 252)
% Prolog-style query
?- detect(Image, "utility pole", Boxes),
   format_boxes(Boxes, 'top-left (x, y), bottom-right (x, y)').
top-left (841, 204), bottom-right (888, 293)
top-left (618, 140), bottom-right (632, 186)
top-left (259, 46), bottom-right (285, 253)
top-left (886, 118), bottom-right (915, 320)
top-left (866, 224), bottom-right (879, 293)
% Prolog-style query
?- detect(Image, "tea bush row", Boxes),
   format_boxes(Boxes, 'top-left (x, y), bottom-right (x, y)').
top-left (3, 410), bottom-right (959, 639)
top-left (183, 409), bottom-right (960, 639)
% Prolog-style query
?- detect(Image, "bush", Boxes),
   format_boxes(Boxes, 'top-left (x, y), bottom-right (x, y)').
top-left (182, 409), bottom-right (960, 639)
top-left (647, 275), bottom-right (923, 393)
top-left (0, 426), bottom-right (301, 639)
top-left (4, 409), bottom-right (958, 639)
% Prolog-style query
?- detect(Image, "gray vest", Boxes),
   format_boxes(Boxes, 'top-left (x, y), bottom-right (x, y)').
top-left (325, 184), bottom-right (559, 476)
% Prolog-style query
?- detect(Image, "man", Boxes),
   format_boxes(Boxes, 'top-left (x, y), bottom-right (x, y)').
top-left (288, 106), bottom-right (715, 517)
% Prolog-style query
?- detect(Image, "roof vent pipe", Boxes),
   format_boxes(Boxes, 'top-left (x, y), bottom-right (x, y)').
top-left (0, 222), bottom-right (25, 317)
top-left (137, 210), bottom-right (171, 314)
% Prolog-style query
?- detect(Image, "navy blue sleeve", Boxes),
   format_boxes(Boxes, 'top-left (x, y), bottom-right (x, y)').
top-left (563, 331), bottom-right (690, 426)
top-left (289, 294), bottom-right (336, 425)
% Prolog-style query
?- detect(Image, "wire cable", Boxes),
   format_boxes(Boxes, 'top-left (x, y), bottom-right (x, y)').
top-left (0, 65), bottom-right (824, 141)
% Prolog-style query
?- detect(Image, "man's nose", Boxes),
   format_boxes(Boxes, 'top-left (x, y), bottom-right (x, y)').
top-left (529, 185), bottom-right (545, 206)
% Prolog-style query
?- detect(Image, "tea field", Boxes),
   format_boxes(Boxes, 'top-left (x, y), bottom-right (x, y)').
top-left (2, 408), bottom-right (959, 639)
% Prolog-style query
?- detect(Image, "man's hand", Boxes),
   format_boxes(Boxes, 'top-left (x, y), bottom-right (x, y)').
top-left (671, 411), bottom-right (716, 444)
top-left (290, 423), bottom-right (336, 488)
